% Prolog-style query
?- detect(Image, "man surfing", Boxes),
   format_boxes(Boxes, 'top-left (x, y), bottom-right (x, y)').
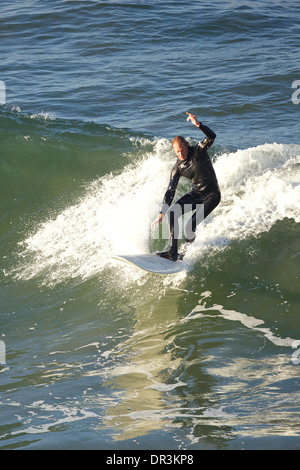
top-left (152, 112), bottom-right (221, 261)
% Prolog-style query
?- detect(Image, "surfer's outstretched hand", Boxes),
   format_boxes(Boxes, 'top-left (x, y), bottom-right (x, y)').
top-left (186, 112), bottom-right (200, 127)
top-left (152, 213), bottom-right (163, 230)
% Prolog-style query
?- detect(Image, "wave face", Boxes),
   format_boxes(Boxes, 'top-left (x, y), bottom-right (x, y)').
top-left (6, 110), bottom-right (298, 287)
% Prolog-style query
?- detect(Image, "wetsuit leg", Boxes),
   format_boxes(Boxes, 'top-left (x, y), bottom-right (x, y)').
top-left (163, 189), bottom-right (220, 259)
top-left (167, 193), bottom-right (197, 256)
top-left (185, 190), bottom-right (221, 243)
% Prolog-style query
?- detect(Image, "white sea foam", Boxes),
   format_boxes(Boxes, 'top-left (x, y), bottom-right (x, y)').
top-left (29, 111), bottom-right (56, 120)
top-left (16, 141), bottom-right (300, 284)
top-left (187, 142), bottom-right (300, 258)
top-left (184, 302), bottom-right (297, 348)
top-left (0, 399), bottom-right (98, 437)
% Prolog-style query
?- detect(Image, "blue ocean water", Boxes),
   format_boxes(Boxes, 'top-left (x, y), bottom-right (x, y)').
top-left (0, 0), bottom-right (300, 450)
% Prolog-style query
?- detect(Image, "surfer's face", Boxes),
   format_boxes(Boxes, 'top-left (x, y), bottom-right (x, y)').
top-left (173, 141), bottom-right (188, 160)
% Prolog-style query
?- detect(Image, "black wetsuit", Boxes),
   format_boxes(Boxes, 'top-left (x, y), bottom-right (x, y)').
top-left (160, 122), bottom-right (221, 259)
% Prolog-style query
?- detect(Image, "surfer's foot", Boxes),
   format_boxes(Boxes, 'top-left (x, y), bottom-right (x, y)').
top-left (156, 250), bottom-right (178, 262)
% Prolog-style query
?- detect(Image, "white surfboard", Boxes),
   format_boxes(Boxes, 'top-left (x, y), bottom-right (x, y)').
top-left (112, 253), bottom-right (185, 274)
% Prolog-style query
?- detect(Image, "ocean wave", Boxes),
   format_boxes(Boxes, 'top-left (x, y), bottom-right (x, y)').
top-left (12, 139), bottom-right (300, 286)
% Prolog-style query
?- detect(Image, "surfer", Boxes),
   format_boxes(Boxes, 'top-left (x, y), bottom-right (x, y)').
top-left (152, 112), bottom-right (221, 261)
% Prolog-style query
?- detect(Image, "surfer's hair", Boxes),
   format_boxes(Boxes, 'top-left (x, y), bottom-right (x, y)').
top-left (171, 135), bottom-right (188, 148)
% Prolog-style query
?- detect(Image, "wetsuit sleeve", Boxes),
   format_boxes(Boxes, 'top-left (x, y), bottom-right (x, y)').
top-left (160, 163), bottom-right (181, 215)
top-left (197, 122), bottom-right (216, 150)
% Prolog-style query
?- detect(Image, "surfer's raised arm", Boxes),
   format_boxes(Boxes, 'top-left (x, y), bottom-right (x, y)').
top-left (186, 112), bottom-right (200, 127)
top-left (186, 112), bottom-right (216, 150)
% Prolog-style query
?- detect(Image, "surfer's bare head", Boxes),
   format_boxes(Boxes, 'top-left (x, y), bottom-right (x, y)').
top-left (172, 136), bottom-right (188, 161)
